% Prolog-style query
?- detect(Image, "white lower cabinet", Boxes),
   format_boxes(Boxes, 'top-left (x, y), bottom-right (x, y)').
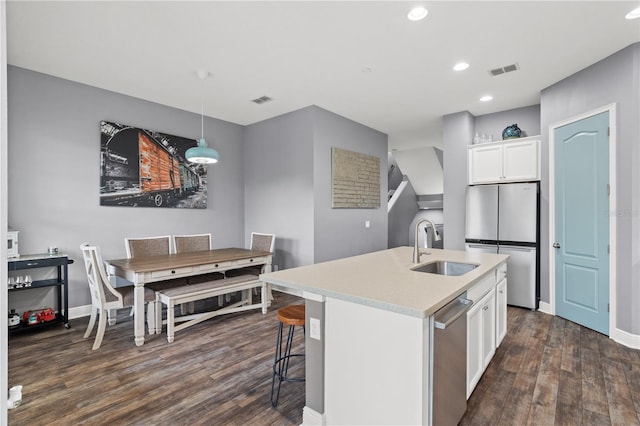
top-left (466, 299), bottom-right (483, 399)
top-left (482, 289), bottom-right (496, 367)
top-left (496, 278), bottom-right (507, 348)
top-left (467, 288), bottom-right (496, 399)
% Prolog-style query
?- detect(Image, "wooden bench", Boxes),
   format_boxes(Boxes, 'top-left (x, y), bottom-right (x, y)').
top-left (155, 274), bottom-right (267, 342)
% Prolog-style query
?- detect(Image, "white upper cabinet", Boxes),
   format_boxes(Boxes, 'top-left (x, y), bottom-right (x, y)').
top-left (468, 136), bottom-right (540, 184)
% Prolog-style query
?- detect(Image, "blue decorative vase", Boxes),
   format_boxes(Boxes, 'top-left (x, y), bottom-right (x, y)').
top-left (502, 124), bottom-right (522, 140)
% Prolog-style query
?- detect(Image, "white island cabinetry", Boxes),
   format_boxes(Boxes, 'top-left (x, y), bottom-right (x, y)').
top-left (260, 247), bottom-right (509, 425)
top-left (468, 136), bottom-right (540, 184)
top-left (324, 297), bottom-right (430, 425)
top-left (465, 262), bottom-right (507, 399)
top-left (496, 274), bottom-right (508, 347)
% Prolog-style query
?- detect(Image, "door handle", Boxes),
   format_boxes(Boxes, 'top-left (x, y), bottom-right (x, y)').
top-left (434, 298), bottom-right (474, 329)
top-left (553, 242), bottom-right (561, 248)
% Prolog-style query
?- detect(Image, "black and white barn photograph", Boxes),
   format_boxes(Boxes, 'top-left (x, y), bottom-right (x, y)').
top-left (99, 121), bottom-right (207, 208)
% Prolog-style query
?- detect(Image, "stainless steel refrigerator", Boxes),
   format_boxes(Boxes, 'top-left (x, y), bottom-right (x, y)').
top-left (465, 182), bottom-right (539, 310)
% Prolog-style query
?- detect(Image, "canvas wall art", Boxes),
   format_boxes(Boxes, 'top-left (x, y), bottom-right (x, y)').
top-left (331, 147), bottom-right (380, 208)
top-left (100, 121), bottom-right (207, 208)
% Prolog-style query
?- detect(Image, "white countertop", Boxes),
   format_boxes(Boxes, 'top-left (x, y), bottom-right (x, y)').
top-left (260, 246), bottom-right (508, 318)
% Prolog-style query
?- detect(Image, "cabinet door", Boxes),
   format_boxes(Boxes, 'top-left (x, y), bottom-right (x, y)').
top-left (482, 289), bottom-right (496, 369)
top-left (468, 144), bottom-right (503, 184)
top-left (466, 301), bottom-right (483, 399)
top-left (496, 278), bottom-right (507, 348)
top-left (502, 139), bottom-right (540, 182)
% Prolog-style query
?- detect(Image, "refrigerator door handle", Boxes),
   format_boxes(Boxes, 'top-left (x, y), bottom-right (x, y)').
top-left (467, 244), bottom-right (492, 249)
top-left (499, 245), bottom-right (534, 252)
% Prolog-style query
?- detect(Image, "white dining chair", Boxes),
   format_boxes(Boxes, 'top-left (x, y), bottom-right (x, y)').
top-left (80, 243), bottom-right (157, 350)
top-left (250, 232), bottom-right (276, 254)
top-left (173, 233), bottom-right (212, 254)
top-left (125, 235), bottom-right (191, 322)
top-left (227, 232), bottom-right (275, 278)
top-left (173, 233), bottom-right (224, 283)
top-left (226, 232), bottom-right (275, 300)
top-left (125, 235), bottom-right (172, 258)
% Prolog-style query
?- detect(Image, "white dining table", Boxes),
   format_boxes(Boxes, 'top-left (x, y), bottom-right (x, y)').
top-left (104, 247), bottom-right (272, 346)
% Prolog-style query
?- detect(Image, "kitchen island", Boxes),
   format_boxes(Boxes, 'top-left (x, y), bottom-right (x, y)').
top-left (260, 246), bottom-right (508, 425)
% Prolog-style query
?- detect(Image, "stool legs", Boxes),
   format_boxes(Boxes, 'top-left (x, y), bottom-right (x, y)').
top-left (270, 322), bottom-right (305, 407)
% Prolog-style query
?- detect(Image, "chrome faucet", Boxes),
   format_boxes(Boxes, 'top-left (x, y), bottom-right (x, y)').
top-left (413, 219), bottom-right (441, 263)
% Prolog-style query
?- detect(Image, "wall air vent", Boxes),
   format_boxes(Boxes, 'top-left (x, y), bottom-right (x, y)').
top-left (489, 63), bottom-right (519, 76)
top-left (251, 96), bottom-right (274, 104)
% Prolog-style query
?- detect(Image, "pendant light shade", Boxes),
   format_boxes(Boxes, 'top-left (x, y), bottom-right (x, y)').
top-left (186, 138), bottom-right (219, 164)
top-left (186, 69), bottom-right (219, 164)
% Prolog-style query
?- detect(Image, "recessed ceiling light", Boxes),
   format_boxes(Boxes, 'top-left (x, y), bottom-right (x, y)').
top-left (480, 95), bottom-right (493, 102)
top-left (625, 7), bottom-right (640, 19)
top-left (453, 62), bottom-right (469, 71)
top-left (408, 6), bottom-right (428, 21)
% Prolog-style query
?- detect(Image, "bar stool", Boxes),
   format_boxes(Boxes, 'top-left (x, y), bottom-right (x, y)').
top-left (270, 304), bottom-right (305, 407)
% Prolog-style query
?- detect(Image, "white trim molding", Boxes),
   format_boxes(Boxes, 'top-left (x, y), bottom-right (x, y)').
top-left (548, 103), bottom-right (617, 336)
top-left (611, 328), bottom-right (640, 350)
top-left (68, 304), bottom-right (93, 320)
top-left (302, 405), bottom-right (326, 426)
top-left (537, 301), bottom-right (553, 316)
top-left (1, 1), bottom-right (9, 421)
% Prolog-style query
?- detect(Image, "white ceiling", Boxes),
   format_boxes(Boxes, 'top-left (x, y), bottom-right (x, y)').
top-left (6, 1), bottom-right (640, 151)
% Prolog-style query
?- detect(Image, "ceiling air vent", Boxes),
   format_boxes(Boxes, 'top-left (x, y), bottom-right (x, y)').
top-left (489, 63), bottom-right (519, 76)
top-left (251, 95), bottom-right (273, 105)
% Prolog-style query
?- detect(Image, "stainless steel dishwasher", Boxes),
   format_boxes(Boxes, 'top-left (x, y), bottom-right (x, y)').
top-left (430, 292), bottom-right (474, 425)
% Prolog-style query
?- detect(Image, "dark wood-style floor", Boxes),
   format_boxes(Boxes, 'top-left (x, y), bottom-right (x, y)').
top-left (8, 296), bottom-right (640, 425)
top-left (8, 293), bottom-right (306, 425)
top-left (462, 306), bottom-right (640, 426)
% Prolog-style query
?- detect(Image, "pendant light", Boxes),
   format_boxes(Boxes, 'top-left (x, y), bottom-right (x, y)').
top-left (186, 69), bottom-right (219, 164)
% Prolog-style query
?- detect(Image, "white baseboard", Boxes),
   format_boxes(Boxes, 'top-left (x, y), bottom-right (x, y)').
top-left (68, 304), bottom-right (92, 320)
top-left (302, 406), bottom-right (326, 426)
top-left (611, 327), bottom-right (640, 350)
top-left (537, 301), bottom-right (553, 315)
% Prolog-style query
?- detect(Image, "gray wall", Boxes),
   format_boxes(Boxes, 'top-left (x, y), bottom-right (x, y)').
top-left (443, 106), bottom-right (541, 252)
top-left (7, 66), bottom-right (246, 309)
top-left (312, 107), bottom-right (388, 263)
top-left (442, 111), bottom-right (474, 250)
top-left (474, 104), bottom-right (541, 140)
top-left (305, 298), bottom-right (325, 414)
top-left (388, 180), bottom-right (418, 248)
top-left (244, 108), bottom-right (315, 269)
top-left (540, 42), bottom-right (640, 334)
top-left (245, 106), bottom-right (388, 267)
top-left (442, 43), bottom-right (639, 335)
top-left (387, 152), bottom-right (404, 192)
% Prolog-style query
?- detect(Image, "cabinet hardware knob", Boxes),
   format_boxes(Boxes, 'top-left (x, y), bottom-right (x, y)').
top-left (553, 242), bottom-right (561, 248)
top-left (171, 270), bottom-right (176, 274)
top-left (483, 306), bottom-right (489, 311)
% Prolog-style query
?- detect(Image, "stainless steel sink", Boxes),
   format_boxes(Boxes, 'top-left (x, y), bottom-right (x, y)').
top-left (411, 261), bottom-right (478, 276)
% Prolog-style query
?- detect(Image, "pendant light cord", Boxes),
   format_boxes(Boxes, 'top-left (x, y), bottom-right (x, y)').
top-left (201, 81), bottom-right (204, 141)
